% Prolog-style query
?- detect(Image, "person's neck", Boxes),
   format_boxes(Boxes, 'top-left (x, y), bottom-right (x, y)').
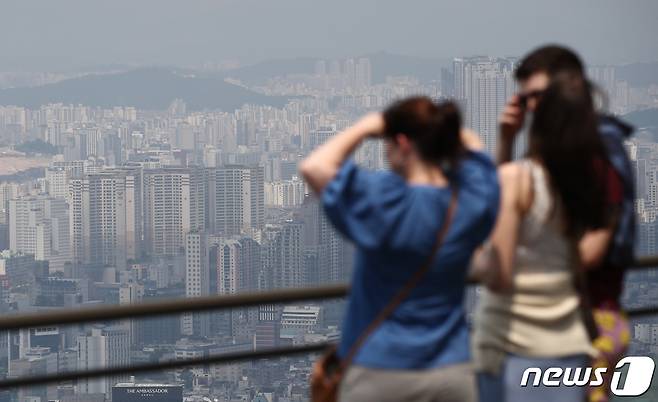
top-left (403, 159), bottom-right (448, 187)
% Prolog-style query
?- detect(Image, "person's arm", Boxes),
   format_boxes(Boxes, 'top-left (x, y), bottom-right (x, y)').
top-left (497, 95), bottom-right (525, 164)
top-left (299, 113), bottom-right (384, 194)
top-left (470, 163), bottom-right (523, 291)
top-left (579, 229), bottom-right (614, 270)
top-left (461, 128), bottom-right (484, 152)
top-left (579, 162), bottom-right (622, 270)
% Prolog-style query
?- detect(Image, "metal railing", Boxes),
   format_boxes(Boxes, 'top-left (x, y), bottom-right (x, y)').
top-left (0, 343), bottom-right (332, 389)
top-left (0, 284), bottom-right (349, 332)
top-left (0, 256), bottom-right (656, 390)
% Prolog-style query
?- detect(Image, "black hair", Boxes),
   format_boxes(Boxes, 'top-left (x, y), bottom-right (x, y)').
top-left (528, 72), bottom-right (612, 237)
top-left (383, 97), bottom-right (465, 168)
top-left (516, 45), bottom-right (585, 81)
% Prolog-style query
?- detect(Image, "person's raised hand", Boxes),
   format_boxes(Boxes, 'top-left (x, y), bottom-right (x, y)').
top-left (356, 113), bottom-right (385, 138)
top-left (499, 95), bottom-right (525, 143)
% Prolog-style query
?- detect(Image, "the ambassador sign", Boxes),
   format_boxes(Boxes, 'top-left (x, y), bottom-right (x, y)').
top-left (126, 388), bottom-right (171, 394)
top-left (112, 384), bottom-right (183, 402)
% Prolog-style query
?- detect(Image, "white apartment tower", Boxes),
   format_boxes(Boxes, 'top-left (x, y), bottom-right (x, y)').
top-left (454, 56), bottom-right (518, 155)
top-left (143, 168), bottom-right (206, 257)
top-left (45, 168), bottom-right (70, 199)
top-left (208, 165), bottom-right (264, 235)
top-left (264, 177), bottom-right (306, 207)
top-left (8, 195), bottom-right (72, 272)
top-left (68, 167), bottom-right (143, 270)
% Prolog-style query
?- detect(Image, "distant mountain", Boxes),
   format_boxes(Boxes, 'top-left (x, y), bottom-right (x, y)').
top-left (222, 52), bottom-right (451, 85)
top-left (0, 68), bottom-right (290, 110)
top-left (623, 107), bottom-right (658, 129)
top-left (616, 62), bottom-right (658, 87)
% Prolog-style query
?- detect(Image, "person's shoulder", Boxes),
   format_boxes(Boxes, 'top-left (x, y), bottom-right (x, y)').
top-left (324, 161), bottom-right (406, 203)
top-left (360, 167), bottom-right (407, 195)
top-left (458, 147), bottom-right (496, 180)
top-left (598, 114), bottom-right (634, 139)
top-left (321, 163), bottom-right (407, 250)
top-left (497, 161), bottom-right (526, 189)
top-left (461, 128), bottom-right (485, 152)
top-left (455, 148), bottom-right (498, 196)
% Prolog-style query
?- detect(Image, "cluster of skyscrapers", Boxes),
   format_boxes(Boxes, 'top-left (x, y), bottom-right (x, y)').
top-left (0, 54), bottom-right (654, 401)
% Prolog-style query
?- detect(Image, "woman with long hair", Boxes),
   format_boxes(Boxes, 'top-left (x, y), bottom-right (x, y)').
top-left (471, 72), bottom-right (620, 402)
top-left (301, 97), bottom-right (499, 402)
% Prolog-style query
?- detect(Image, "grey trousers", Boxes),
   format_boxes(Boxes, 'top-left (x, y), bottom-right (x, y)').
top-left (339, 362), bottom-right (477, 402)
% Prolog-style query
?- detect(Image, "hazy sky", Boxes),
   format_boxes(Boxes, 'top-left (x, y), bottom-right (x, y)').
top-left (1, 0), bottom-right (657, 71)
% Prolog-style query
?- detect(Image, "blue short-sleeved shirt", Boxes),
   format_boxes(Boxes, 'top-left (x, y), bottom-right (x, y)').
top-left (322, 150), bottom-right (500, 369)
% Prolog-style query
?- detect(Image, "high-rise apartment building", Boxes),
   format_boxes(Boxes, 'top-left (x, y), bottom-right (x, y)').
top-left (119, 281), bottom-right (144, 345)
top-left (68, 178), bottom-right (87, 267)
top-left (632, 142), bottom-right (658, 256)
top-left (355, 58), bottom-right (372, 88)
top-left (182, 231), bottom-right (210, 336)
top-left (343, 58), bottom-right (356, 88)
top-left (8, 195), bottom-right (71, 272)
top-left (208, 165), bottom-right (264, 235)
top-left (69, 167), bottom-right (143, 270)
top-left (44, 168), bottom-right (70, 199)
top-left (300, 196), bottom-right (352, 285)
top-left (308, 127), bottom-right (336, 151)
top-left (588, 65), bottom-right (617, 100)
top-left (0, 251), bottom-right (44, 291)
top-left (143, 168), bottom-right (206, 257)
top-left (263, 222), bottom-right (304, 289)
top-left (212, 236), bottom-right (261, 295)
top-left (298, 113), bottom-right (316, 150)
top-left (454, 56), bottom-right (517, 154)
top-left (0, 183), bottom-right (20, 225)
top-left (264, 177), bottom-right (306, 207)
top-left (77, 326), bottom-right (130, 396)
top-left (215, 238), bottom-right (239, 295)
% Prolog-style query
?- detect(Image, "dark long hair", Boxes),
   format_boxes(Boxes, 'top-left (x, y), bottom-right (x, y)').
top-left (528, 72), bottom-right (611, 237)
top-left (515, 45), bottom-right (584, 81)
top-left (383, 97), bottom-right (465, 168)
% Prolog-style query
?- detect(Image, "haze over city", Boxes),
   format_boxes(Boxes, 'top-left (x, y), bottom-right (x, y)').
top-left (0, 1), bottom-right (656, 402)
top-left (0, 0), bottom-right (657, 71)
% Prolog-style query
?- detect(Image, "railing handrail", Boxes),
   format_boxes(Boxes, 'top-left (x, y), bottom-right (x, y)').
top-left (0, 342), bottom-right (331, 389)
top-left (0, 256), bottom-right (656, 332)
top-left (635, 255), bottom-right (658, 268)
top-left (0, 256), bottom-right (655, 390)
top-left (0, 284), bottom-right (349, 332)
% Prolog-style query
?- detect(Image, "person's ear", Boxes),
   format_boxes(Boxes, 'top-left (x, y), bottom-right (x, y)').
top-left (395, 133), bottom-right (412, 154)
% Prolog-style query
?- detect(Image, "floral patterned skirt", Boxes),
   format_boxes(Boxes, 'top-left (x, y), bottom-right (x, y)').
top-left (588, 308), bottom-right (631, 402)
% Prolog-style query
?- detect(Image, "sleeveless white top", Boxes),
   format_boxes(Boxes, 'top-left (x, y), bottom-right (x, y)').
top-left (472, 159), bottom-right (595, 374)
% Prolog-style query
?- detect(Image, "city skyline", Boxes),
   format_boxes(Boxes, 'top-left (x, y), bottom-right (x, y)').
top-left (0, 73), bottom-right (655, 400)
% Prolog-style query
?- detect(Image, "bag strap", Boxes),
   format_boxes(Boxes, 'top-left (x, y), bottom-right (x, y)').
top-left (570, 241), bottom-right (600, 341)
top-left (340, 188), bottom-right (459, 369)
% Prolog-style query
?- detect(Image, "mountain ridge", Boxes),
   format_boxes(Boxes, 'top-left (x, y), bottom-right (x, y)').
top-left (0, 68), bottom-right (290, 111)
